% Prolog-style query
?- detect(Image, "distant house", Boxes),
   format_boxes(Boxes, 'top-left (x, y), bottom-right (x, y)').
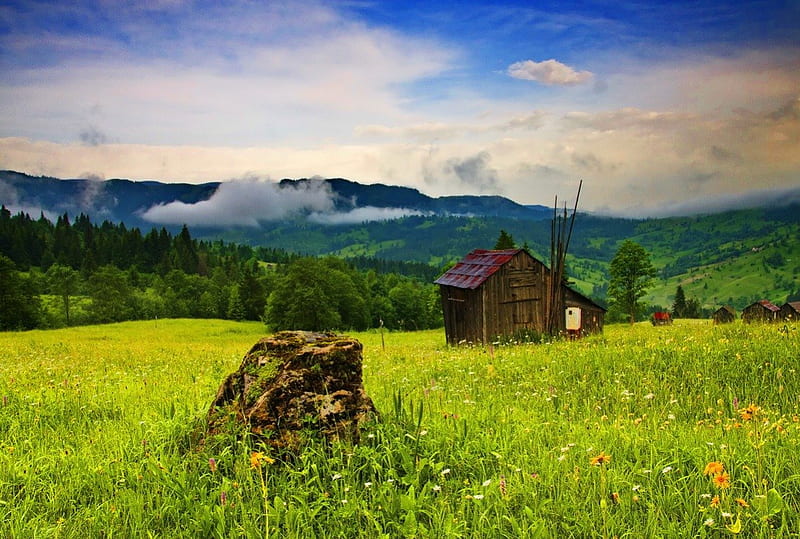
top-left (434, 248), bottom-right (605, 344)
top-left (741, 300), bottom-right (780, 323)
top-left (712, 305), bottom-right (736, 325)
top-left (651, 311), bottom-right (672, 326)
top-left (779, 301), bottom-right (800, 322)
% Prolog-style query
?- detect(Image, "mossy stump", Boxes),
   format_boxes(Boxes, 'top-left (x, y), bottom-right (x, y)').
top-left (206, 331), bottom-right (377, 452)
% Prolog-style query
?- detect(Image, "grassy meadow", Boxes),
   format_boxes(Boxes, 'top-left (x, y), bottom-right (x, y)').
top-left (1, 319), bottom-right (799, 537)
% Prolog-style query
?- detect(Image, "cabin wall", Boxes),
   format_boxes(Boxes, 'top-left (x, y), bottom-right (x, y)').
top-left (440, 285), bottom-right (484, 344)
top-left (484, 252), bottom-right (549, 340)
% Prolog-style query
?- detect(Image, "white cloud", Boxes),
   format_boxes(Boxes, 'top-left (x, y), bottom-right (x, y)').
top-left (309, 206), bottom-right (425, 225)
top-left (139, 178), bottom-right (336, 226)
top-left (507, 59), bottom-right (593, 86)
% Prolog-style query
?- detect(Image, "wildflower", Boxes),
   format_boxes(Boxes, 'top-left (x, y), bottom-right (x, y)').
top-left (250, 451), bottom-right (274, 469)
top-left (332, 473), bottom-right (343, 480)
top-left (432, 484), bottom-right (441, 492)
top-left (590, 451), bottom-right (611, 466)
top-left (704, 518), bottom-right (715, 527)
top-left (703, 461), bottom-right (724, 476)
top-left (220, 491), bottom-right (228, 506)
top-left (610, 492), bottom-right (620, 504)
top-left (710, 495), bottom-right (720, 508)
top-left (364, 482), bottom-right (372, 488)
top-left (721, 512), bottom-right (733, 518)
top-left (441, 468), bottom-right (451, 476)
top-left (739, 404), bottom-right (759, 421)
top-left (661, 466), bottom-right (673, 474)
top-left (473, 494), bottom-right (484, 500)
top-left (632, 484), bottom-right (641, 491)
top-left (713, 472), bottom-right (731, 489)
top-left (499, 475), bottom-right (507, 497)
top-left (482, 479), bottom-right (492, 487)
top-left (735, 498), bottom-right (749, 508)
top-left (208, 458), bottom-right (217, 473)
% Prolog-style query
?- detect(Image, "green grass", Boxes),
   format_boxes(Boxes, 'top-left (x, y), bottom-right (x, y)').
top-left (1, 319), bottom-right (799, 537)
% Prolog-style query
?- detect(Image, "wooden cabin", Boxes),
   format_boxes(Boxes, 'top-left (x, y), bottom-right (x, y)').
top-left (434, 248), bottom-right (605, 344)
top-left (779, 301), bottom-right (800, 322)
top-left (712, 305), bottom-right (736, 325)
top-left (741, 300), bottom-right (780, 323)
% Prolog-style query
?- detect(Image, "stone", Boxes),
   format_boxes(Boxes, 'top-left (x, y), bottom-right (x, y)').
top-left (205, 331), bottom-right (377, 452)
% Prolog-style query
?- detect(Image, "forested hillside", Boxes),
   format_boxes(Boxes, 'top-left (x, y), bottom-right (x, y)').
top-left (0, 207), bottom-right (441, 331)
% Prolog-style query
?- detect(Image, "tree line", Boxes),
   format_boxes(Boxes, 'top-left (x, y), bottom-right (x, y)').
top-left (0, 207), bottom-right (442, 331)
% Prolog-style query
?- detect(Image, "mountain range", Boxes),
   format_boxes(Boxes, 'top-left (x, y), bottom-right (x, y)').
top-left (1, 170), bottom-right (798, 311)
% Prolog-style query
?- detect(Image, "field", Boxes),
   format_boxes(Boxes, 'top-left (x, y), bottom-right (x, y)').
top-left (1, 319), bottom-right (799, 537)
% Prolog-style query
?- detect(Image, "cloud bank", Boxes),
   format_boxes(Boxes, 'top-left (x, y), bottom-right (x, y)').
top-left (139, 178), bottom-right (424, 227)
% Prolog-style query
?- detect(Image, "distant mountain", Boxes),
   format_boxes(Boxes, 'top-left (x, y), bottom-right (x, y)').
top-left (1, 171), bottom-right (551, 230)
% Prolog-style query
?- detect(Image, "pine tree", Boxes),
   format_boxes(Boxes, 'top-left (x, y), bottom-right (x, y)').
top-left (672, 285), bottom-right (687, 318)
top-left (494, 230), bottom-right (516, 250)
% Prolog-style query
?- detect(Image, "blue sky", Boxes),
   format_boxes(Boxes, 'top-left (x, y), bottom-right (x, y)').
top-left (1, 0), bottom-right (799, 217)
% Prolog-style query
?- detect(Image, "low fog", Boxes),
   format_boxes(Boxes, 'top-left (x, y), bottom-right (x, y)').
top-left (140, 178), bottom-right (423, 227)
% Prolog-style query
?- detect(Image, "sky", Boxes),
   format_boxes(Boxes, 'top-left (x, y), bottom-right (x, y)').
top-left (1, 0), bottom-right (799, 218)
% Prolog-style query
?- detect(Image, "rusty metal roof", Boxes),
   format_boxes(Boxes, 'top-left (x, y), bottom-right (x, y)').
top-left (434, 249), bottom-right (522, 289)
top-left (754, 299), bottom-right (780, 312)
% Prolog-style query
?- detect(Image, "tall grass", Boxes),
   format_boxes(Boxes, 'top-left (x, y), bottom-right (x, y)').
top-left (0, 319), bottom-right (798, 537)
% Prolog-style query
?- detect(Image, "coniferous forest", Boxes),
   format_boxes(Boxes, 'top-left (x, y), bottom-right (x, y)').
top-left (0, 206), bottom-right (442, 331)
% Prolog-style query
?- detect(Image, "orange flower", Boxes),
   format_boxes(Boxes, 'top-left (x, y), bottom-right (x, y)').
top-left (739, 404), bottom-right (759, 421)
top-left (703, 461), bottom-right (724, 476)
top-left (710, 495), bottom-right (720, 508)
top-left (590, 451), bottom-right (611, 466)
top-left (713, 471), bottom-right (730, 489)
top-left (735, 498), bottom-right (749, 508)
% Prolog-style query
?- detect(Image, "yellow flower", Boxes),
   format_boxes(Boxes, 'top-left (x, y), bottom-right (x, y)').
top-left (739, 404), bottom-right (759, 421)
top-left (735, 498), bottom-right (749, 508)
top-left (713, 471), bottom-right (731, 489)
top-left (710, 495), bottom-right (720, 508)
top-left (250, 451), bottom-right (274, 469)
top-left (590, 451), bottom-right (611, 466)
top-left (703, 461), bottom-right (724, 476)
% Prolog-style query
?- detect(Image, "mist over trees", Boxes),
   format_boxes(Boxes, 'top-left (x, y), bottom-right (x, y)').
top-left (0, 207), bottom-right (441, 331)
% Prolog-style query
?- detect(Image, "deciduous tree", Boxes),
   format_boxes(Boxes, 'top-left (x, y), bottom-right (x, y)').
top-left (608, 240), bottom-right (657, 324)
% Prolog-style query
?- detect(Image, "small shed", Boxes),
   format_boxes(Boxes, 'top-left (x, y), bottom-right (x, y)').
top-left (434, 248), bottom-right (604, 344)
top-left (651, 311), bottom-right (672, 326)
top-left (712, 305), bottom-right (736, 324)
top-left (779, 301), bottom-right (800, 322)
top-left (741, 300), bottom-right (780, 323)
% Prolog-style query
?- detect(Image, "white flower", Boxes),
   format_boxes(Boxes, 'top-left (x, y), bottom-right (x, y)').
top-left (700, 493), bottom-right (712, 499)
top-left (473, 494), bottom-right (484, 500)
top-left (661, 466), bottom-right (673, 474)
top-left (432, 484), bottom-right (441, 492)
top-left (668, 413), bottom-right (676, 420)
top-left (441, 468), bottom-right (451, 476)
top-left (644, 393), bottom-right (655, 400)
top-left (704, 518), bottom-right (715, 527)
top-left (364, 482), bottom-right (372, 488)
top-left (632, 485), bottom-right (641, 491)
top-left (482, 479), bottom-right (492, 487)
top-left (332, 473), bottom-right (342, 480)
top-left (419, 430), bottom-right (428, 436)
top-left (557, 454), bottom-right (567, 462)
top-left (722, 512), bottom-right (733, 518)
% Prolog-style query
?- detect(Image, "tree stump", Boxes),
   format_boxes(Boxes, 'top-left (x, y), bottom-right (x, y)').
top-left (205, 331), bottom-right (377, 452)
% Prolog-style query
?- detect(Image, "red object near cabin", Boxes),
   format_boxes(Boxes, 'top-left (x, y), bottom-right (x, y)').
top-left (651, 311), bottom-right (672, 325)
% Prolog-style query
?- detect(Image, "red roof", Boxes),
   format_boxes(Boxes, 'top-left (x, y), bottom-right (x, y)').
top-left (434, 249), bottom-right (522, 289)
top-left (756, 299), bottom-right (781, 312)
